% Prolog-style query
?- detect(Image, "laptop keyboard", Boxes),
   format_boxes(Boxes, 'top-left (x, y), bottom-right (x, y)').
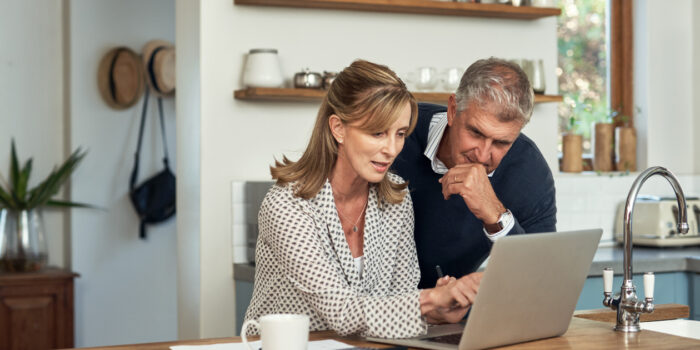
top-left (425, 333), bottom-right (462, 345)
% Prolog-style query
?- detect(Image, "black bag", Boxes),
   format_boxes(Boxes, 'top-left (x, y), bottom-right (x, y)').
top-left (129, 88), bottom-right (175, 239)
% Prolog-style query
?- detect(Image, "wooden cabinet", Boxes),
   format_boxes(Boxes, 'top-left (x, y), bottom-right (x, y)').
top-left (0, 268), bottom-right (78, 350)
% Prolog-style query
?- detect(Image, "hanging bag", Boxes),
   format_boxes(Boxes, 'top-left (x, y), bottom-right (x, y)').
top-left (129, 88), bottom-right (176, 239)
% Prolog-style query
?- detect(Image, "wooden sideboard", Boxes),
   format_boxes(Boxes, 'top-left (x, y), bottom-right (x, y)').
top-left (0, 268), bottom-right (78, 349)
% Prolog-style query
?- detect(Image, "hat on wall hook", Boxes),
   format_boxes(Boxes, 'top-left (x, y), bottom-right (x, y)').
top-left (97, 47), bottom-right (146, 109)
top-left (142, 40), bottom-right (176, 97)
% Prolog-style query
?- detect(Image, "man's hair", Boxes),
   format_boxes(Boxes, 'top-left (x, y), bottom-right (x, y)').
top-left (455, 57), bottom-right (534, 125)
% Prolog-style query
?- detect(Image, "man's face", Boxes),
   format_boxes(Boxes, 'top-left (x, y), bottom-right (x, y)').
top-left (445, 96), bottom-right (523, 173)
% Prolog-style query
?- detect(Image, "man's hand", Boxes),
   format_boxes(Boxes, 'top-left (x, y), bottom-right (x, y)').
top-left (439, 164), bottom-right (505, 225)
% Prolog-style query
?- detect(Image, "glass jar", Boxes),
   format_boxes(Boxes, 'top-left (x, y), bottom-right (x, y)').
top-left (0, 209), bottom-right (48, 272)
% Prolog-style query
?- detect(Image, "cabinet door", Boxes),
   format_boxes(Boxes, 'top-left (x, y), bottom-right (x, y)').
top-left (0, 295), bottom-right (56, 349)
top-left (0, 281), bottom-right (73, 350)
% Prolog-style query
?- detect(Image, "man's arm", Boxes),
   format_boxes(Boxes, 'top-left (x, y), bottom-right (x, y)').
top-left (439, 162), bottom-right (557, 238)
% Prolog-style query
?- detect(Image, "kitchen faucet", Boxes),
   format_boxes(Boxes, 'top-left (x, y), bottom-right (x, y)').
top-left (602, 166), bottom-right (689, 332)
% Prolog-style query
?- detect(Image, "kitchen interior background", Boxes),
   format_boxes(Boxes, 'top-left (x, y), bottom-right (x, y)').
top-left (1, 0), bottom-right (699, 348)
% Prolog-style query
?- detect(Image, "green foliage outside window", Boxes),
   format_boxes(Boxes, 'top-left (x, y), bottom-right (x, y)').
top-left (557, 0), bottom-right (608, 153)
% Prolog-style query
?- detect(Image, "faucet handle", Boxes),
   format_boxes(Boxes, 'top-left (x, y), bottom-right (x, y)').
top-left (644, 272), bottom-right (655, 299)
top-left (603, 267), bottom-right (613, 294)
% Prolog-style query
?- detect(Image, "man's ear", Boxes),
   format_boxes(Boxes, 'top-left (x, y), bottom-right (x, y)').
top-left (447, 94), bottom-right (457, 127)
top-left (329, 114), bottom-right (345, 144)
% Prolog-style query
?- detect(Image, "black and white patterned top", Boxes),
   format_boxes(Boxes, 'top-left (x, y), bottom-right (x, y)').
top-left (244, 173), bottom-right (427, 338)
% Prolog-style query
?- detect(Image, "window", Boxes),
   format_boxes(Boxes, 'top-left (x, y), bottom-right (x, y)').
top-left (556, 0), bottom-right (633, 169)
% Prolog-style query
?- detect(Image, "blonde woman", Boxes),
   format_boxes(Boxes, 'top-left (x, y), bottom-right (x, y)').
top-left (244, 60), bottom-right (480, 338)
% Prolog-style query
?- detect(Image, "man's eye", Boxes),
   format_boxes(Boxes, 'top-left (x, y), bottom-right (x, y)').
top-left (469, 129), bottom-right (483, 138)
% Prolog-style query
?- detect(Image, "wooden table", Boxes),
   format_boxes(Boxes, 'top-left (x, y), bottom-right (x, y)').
top-left (65, 316), bottom-right (700, 350)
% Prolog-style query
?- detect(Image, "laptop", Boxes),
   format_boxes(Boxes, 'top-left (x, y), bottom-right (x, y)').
top-left (366, 229), bottom-right (602, 350)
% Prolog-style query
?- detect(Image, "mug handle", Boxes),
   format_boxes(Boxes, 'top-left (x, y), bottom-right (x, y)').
top-left (240, 319), bottom-right (260, 350)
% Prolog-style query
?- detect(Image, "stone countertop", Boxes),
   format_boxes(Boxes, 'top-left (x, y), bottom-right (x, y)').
top-left (233, 245), bottom-right (700, 282)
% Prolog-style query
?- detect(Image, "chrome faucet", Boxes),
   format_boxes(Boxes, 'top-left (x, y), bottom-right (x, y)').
top-left (602, 166), bottom-right (689, 332)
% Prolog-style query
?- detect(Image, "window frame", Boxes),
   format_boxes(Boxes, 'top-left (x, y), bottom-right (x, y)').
top-left (610, 0), bottom-right (634, 127)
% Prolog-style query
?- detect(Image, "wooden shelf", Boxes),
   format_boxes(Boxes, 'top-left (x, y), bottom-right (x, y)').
top-left (234, 87), bottom-right (563, 104)
top-left (234, 0), bottom-right (561, 19)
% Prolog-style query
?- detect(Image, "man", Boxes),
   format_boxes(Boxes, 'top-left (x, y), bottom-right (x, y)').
top-left (393, 57), bottom-right (557, 289)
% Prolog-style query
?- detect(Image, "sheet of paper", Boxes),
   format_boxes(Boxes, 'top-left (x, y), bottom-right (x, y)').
top-left (170, 339), bottom-right (353, 350)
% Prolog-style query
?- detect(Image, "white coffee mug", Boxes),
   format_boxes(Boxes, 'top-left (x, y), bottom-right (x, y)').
top-left (241, 314), bottom-right (310, 350)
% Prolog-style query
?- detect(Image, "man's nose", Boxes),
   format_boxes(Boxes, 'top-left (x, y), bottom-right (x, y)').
top-left (475, 139), bottom-right (492, 164)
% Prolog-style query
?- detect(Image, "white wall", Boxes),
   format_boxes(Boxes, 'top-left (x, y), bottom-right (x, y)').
top-left (175, 0), bottom-right (202, 341)
top-left (694, 1), bottom-right (700, 175)
top-left (68, 0), bottom-right (177, 347)
top-left (635, 0), bottom-right (695, 174)
top-left (194, 0), bottom-right (558, 335)
top-left (0, 0), bottom-right (66, 268)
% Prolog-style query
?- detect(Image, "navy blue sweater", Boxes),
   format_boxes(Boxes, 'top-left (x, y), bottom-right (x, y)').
top-left (393, 103), bottom-right (557, 288)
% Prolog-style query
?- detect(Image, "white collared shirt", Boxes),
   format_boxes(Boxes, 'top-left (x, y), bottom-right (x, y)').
top-left (423, 112), bottom-right (512, 241)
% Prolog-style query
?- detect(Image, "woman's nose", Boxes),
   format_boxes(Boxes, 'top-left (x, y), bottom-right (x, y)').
top-left (383, 136), bottom-right (400, 157)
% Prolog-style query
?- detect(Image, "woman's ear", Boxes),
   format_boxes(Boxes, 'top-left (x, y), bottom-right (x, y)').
top-left (329, 114), bottom-right (345, 144)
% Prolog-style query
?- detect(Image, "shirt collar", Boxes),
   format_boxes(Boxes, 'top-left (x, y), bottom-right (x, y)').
top-left (423, 112), bottom-right (495, 177)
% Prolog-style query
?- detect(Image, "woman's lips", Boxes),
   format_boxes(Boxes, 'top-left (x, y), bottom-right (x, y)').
top-left (371, 161), bottom-right (390, 172)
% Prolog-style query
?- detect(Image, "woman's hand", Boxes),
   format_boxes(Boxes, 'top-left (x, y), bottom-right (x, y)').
top-left (420, 272), bottom-right (483, 323)
top-left (425, 305), bottom-right (469, 324)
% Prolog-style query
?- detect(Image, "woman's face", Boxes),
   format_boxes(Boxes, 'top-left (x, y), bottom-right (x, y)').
top-left (334, 102), bottom-right (412, 184)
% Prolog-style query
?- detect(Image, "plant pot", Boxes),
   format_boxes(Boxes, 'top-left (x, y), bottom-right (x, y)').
top-left (593, 122), bottom-right (614, 172)
top-left (615, 126), bottom-right (636, 171)
top-left (561, 133), bottom-right (583, 173)
top-left (0, 209), bottom-right (48, 272)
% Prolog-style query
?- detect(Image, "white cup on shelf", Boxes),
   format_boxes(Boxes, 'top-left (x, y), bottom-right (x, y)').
top-left (242, 48), bottom-right (284, 88)
top-left (240, 314), bottom-right (309, 350)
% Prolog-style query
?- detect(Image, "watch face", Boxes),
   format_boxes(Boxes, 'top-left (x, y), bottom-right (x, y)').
top-left (497, 210), bottom-right (512, 228)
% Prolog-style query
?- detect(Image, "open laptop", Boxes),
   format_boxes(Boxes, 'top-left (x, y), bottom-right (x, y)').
top-left (366, 229), bottom-right (602, 350)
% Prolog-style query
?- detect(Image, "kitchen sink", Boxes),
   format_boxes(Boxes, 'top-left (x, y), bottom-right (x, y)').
top-left (640, 319), bottom-right (700, 340)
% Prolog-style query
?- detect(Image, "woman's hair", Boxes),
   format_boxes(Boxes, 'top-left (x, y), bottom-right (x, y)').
top-left (271, 59), bottom-right (417, 204)
top-left (455, 57), bottom-right (534, 125)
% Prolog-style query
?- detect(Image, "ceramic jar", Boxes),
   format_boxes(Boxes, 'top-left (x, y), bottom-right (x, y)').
top-left (243, 48), bottom-right (284, 88)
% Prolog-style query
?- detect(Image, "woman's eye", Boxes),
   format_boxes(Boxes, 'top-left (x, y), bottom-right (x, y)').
top-left (373, 132), bottom-right (385, 137)
top-left (397, 131), bottom-right (406, 138)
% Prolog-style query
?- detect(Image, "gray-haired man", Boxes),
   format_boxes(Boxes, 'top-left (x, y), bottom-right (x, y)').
top-left (392, 57), bottom-right (557, 291)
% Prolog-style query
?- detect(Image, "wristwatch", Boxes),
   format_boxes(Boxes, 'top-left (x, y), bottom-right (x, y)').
top-left (484, 209), bottom-right (513, 234)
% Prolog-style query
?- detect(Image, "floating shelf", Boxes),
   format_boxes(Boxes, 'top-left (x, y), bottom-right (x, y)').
top-left (234, 0), bottom-right (561, 19)
top-left (234, 87), bottom-right (563, 104)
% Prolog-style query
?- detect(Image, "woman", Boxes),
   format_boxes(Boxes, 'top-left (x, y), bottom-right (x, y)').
top-left (244, 60), bottom-right (478, 338)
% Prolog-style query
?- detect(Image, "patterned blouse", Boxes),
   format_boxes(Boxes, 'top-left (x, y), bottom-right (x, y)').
top-left (244, 173), bottom-right (428, 338)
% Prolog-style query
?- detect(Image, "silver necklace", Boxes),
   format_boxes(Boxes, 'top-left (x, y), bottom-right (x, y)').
top-left (337, 198), bottom-right (368, 233)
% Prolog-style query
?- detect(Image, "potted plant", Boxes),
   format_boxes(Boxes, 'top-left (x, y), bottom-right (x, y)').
top-left (592, 109), bottom-right (615, 172)
top-left (615, 107), bottom-right (639, 172)
top-left (0, 140), bottom-right (90, 272)
top-left (561, 115), bottom-right (583, 173)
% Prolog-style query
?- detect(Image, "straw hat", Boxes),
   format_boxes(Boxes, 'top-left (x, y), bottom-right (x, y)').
top-left (142, 40), bottom-right (176, 97)
top-left (97, 47), bottom-right (145, 109)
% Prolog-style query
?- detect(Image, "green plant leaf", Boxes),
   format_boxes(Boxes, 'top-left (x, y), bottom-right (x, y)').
top-left (27, 148), bottom-right (86, 208)
top-left (14, 158), bottom-right (32, 205)
top-left (45, 199), bottom-right (97, 209)
top-left (9, 139), bottom-right (21, 202)
top-left (0, 185), bottom-right (17, 208)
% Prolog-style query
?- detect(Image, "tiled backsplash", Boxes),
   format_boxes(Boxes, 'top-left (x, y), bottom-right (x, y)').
top-left (232, 174), bottom-right (700, 263)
